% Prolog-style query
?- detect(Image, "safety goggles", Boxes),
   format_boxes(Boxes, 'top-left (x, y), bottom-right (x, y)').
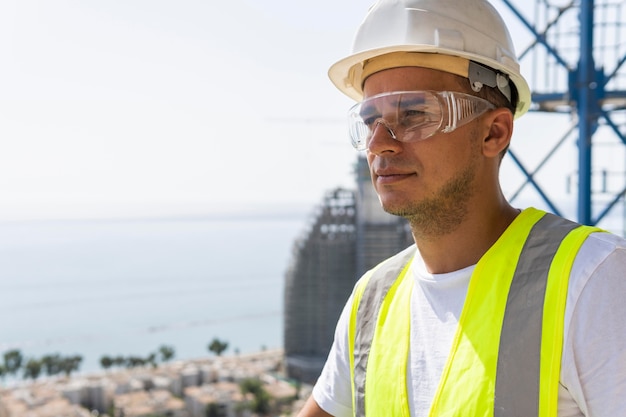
top-left (348, 90), bottom-right (495, 151)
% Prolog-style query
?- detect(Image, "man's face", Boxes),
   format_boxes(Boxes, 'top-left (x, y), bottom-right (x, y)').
top-left (362, 66), bottom-right (486, 234)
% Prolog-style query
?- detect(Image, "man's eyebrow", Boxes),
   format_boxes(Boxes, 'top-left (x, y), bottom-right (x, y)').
top-left (359, 93), bottom-right (431, 118)
top-left (398, 95), bottom-right (428, 107)
top-left (359, 102), bottom-right (378, 118)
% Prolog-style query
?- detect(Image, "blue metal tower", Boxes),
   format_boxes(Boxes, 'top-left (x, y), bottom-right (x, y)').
top-left (498, 0), bottom-right (626, 231)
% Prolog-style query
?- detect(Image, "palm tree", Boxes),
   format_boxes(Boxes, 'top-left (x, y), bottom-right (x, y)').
top-left (41, 354), bottom-right (62, 377)
top-left (100, 355), bottom-right (114, 371)
top-left (3, 350), bottom-right (23, 378)
top-left (60, 355), bottom-right (82, 377)
top-left (158, 345), bottom-right (175, 363)
top-left (208, 338), bottom-right (229, 356)
top-left (23, 359), bottom-right (42, 381)
top-left (126, 356), bottom-right (146, 368)
top-left (146, 353), bottom-right (157, 368)
top-left (113, 355), bottom-right (126, 368)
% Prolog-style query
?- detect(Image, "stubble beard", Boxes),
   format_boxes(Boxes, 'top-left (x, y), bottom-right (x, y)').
top-left (382, 161), bottom-right (477, 239)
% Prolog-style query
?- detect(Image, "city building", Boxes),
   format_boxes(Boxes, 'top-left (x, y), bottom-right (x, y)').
top-left (0, 350), bottom-right (292, 417)
top-left (284, 156), bottom-right (413, 383)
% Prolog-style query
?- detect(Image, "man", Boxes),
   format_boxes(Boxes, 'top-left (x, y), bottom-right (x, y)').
top-left (298, 0), bottom-right (626, 416)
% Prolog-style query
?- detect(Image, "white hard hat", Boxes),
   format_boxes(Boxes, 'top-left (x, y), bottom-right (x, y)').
top-left (329, 0), bottom-right (531, 117)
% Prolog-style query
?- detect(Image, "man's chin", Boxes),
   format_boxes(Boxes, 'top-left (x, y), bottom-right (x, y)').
top-left (379, 201), bottom-right (414, 218)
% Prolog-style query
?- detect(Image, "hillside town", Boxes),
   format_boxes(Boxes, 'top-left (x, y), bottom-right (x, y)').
top-left (0, 349), bottom-right (309, 417)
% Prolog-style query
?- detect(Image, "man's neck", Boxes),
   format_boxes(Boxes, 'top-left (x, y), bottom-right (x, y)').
top-left (411, 203), bottom-right (520, 274)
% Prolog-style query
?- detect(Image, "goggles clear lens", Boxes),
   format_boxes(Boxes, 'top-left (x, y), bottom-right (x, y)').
top-left (347, 90), bottom-right (495, 151)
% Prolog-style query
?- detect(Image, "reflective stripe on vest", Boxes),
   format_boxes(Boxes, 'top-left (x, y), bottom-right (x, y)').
top-left (348, 208), bottom-right (602, 417)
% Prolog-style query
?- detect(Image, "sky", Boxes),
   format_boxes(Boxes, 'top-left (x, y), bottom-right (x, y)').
top-left (0, 0), bottom-right (624, 228)
top-left (0, 0), bottom-right (371, 220)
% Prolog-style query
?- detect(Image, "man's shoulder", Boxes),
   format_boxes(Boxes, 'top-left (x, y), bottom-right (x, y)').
top-left (568, 230), bottom-right (626, 297)
top-left (578, 231), bottom-right (626, 258)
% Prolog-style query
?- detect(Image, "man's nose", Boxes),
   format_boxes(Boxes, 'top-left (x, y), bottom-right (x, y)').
top-left (374, 120), bottom-right (397, 140)
top-left (367, 119), bottom-right (401, 154)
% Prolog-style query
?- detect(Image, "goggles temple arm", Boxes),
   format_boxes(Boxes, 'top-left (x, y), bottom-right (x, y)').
top-left (440, 92), bottom-right (456, 133)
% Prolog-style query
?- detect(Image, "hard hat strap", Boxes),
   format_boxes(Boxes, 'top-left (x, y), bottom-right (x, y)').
top-left (468, 61), bottom-right (512, 104)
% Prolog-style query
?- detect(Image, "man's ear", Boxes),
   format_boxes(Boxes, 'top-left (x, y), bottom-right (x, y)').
top-left (482, 108), bottom-right (513, 158)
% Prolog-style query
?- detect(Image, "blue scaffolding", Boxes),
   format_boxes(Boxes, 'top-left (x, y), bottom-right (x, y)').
top-left (499, 0), bottom-right (626, 230)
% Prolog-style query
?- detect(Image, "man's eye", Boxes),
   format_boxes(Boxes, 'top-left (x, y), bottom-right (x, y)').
top-left (399, 110), bottom-right (426, 123)
top-left (362, 115), bottom-right (379, 128)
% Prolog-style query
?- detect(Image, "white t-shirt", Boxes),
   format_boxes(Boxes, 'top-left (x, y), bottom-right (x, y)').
top-left (312, 232), bottom-right (626, 416)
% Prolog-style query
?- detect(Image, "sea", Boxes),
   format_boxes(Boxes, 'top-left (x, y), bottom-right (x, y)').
top-left (0, 210), bottom-right (308, 378)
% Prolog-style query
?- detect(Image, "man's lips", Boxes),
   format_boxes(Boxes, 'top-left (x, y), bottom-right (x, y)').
top-left (374, 170), bottom-right (415, 184)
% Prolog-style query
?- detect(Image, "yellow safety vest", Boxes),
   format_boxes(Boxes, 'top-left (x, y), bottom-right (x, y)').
top-left (348, 208), bottom-right (602, 417)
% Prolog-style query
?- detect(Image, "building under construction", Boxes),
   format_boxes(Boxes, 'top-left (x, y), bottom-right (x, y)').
top-left (283, 156), bottom-right (413, 383)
